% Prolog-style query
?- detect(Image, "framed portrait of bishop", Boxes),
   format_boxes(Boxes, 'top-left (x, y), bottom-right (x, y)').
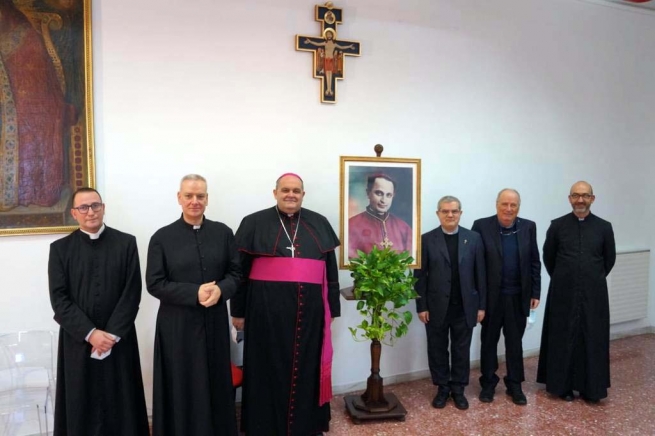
top-left (339, 156), bottom-right (421, 269)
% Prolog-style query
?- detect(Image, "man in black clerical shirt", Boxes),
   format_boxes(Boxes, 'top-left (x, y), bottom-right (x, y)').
top-left (472, 189), bottom-right (541, 405)
top-left (537, 181), bottom-right (616, 403)
top-left (48, 188), bottom-right (149, 436)
top-left (147, 174), bottom-right (240, 436)
top-left (414, 196), bottom-right (486, 410)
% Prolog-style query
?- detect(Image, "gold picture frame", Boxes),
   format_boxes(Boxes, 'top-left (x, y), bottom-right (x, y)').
top-left (339, 156), bottom-right (421, 269)
top-left (0, 0), bottom-right (95, 236)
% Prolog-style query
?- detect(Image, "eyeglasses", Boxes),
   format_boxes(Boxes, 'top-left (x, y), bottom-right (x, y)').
top-left (569, 193), bottom-right (593, 200)
top-left (439, 209), bottom-right (461, 216)
top-left (73, 202), bottom-right (103, 214)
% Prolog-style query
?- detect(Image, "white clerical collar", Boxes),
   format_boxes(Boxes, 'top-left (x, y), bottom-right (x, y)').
top-left (442, 226), bottom-right (459, 235)
top-left (193, 224), bottom-right (201, 229)
top-left (80, 224), bottom-right (106, 240)
top-left (575, 213), bottom-right (588, 222)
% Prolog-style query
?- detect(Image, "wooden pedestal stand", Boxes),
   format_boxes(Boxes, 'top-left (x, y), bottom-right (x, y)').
top-left (343, 339), bottom-right (407, 424)
top-left (341, 287), bottom-right (407, 424)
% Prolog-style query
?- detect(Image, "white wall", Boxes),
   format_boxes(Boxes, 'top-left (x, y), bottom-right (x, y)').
top-left (1, 0), bottom-right (654, 412)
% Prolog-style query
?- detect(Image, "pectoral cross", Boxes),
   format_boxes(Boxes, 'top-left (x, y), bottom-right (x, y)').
top-left (295, 2), bottom-right (361, 104)
top-left (287, 245), bottom-right (296, 258)
top-left (380, 237), bottom-right (394, 249)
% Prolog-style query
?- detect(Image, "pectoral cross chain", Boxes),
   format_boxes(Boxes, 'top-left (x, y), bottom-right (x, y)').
top-left (277, 206), bottom-right (301, 258)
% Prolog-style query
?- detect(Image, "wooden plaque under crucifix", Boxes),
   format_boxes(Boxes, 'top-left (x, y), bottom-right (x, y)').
top-left (295, 2), bottom-right (361, 104)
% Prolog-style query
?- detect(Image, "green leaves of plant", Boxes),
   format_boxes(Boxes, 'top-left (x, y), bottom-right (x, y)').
top-left (348, 246), bottom-right (419, 345)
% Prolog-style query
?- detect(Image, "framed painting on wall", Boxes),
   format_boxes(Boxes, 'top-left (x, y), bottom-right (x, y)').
top-left (339, 156), bottom-right (421, 269)
top-left (0, 0), bottom-right (95, 236)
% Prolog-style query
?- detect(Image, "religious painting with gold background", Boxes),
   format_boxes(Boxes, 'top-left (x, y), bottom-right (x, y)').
top-left (0, 0), bottom-right (94, 236)
top-left (340, 156), bottom-right (421, 268)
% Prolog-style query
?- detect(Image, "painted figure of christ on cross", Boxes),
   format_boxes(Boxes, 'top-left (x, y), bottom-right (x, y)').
top-left (296, 3), bottom-right (361, 103)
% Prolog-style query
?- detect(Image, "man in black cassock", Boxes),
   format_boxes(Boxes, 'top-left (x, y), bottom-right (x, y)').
top-left (48, 188), bottom-right (149, 436)
top-left (537, 181), bottom-right (616, 403)
top-left (231, 173), bottom-right (340, 436)
top-left (147, 174), bottom-right (240, 436)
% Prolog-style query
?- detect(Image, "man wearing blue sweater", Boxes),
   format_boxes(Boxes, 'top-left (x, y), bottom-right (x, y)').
top-left (472, 189), bottom-right (541, 405)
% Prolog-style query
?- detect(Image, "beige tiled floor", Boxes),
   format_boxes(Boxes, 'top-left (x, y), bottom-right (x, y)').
top-left (327, 334), bottom-right (655, 436)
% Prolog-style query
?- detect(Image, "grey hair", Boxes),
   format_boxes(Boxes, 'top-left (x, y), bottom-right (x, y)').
top-left (437, 195), bottom-right (461, 211)
top-left (496, 188), bottom-right (521, 205)
top-left (180, 174), bottom-right (207, 187)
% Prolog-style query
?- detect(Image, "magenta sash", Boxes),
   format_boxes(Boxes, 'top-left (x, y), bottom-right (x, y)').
top-left (250, 257), bottom-right (333, 406)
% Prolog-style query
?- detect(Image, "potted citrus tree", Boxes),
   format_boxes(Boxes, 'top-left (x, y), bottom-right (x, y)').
top-left (346, 245), bottom-right (418, 418)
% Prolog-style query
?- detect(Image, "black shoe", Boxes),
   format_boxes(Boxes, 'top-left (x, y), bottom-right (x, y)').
top-left (479, 386), bottom-right (495, 403)
top-left (451, 392), bottom-right (469, 410)
top-left (559, 390), bottom-right (574, 402)
top-left (580, 393), bottom-right (600, 404)
top-left (506, 387), bottom-right (527, 405)
top-left (432, 389), bottom-right (450, 409)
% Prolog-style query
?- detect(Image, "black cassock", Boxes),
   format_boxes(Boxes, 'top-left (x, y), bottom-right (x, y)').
top-left (231, 207), bottom-right (340, 436)
top-left (537, 212), bottom-right (616, 399)
top-left (146, 217), bottom-right (240, 436)
top-left (48, 227), bottom-right (149, 436)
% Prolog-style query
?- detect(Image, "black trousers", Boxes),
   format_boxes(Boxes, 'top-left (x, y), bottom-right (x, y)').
top-left (479, 293), bottom-right (527, 389)
top-left (425, 303), bottom-right (473, 394)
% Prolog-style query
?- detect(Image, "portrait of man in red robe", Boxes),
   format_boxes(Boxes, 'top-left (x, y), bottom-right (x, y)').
top-left (341, 160), bottom-right (420, 268)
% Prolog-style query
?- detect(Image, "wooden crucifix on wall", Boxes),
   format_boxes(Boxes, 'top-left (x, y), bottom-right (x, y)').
top-left (296, 2), bottom-right (361, 104)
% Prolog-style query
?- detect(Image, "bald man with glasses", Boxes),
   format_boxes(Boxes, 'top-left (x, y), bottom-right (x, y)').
top-left (537, 181), bottom-right (616, 403)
